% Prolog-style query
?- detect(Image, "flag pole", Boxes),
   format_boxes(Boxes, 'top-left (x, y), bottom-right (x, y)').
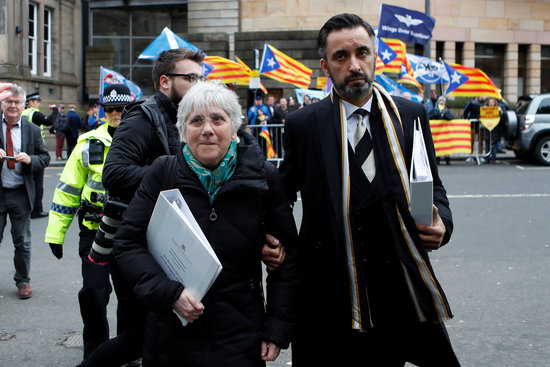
top-left (423, 0), bottom-right (431, 101)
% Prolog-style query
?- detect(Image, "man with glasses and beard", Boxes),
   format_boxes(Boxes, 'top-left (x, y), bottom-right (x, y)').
top-left (279, 13), bottom-right (460, 366)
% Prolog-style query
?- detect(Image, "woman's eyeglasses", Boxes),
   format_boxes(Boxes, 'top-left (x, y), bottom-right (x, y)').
top-left (166, 73), bottom-right (205, 83)
top-left (104, 106), bottom-right (125, 113)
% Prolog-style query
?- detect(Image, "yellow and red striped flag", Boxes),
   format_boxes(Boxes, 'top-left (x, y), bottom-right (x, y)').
top-left (259, 123), bottom-right (277, 158)
top-left (429, 119), bottom-right (472, 156)
top-left (375, 55), bottom-right (385, 73)
top-left (398, 55), bottom-right (424, 93)
top-left (378, 38), bottom-right (407, 74)
top-left (259, 43), bottom-right (312, 89)
top-left (204, 56), bottom-right (251, 84)
top-left (446, 63), bottom-right (501, 99)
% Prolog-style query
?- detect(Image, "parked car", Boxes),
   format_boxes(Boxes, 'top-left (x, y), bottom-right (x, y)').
top-left (503, 94), bottom-right (550, 165)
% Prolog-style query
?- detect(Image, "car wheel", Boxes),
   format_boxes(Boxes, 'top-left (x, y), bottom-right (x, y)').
top-left (533, 136), bottom-right (550, 166)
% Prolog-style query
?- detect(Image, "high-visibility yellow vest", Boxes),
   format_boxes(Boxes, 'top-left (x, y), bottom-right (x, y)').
top-left (45, 123), bottom-right (112, 245)
top-left (22, 107), bottom-right (46, 138)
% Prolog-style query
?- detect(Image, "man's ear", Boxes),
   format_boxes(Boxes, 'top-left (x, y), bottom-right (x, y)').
top-left (320, 58), bottom-right (329, 77)
top-left (159, 75), bottom-right (172, 91)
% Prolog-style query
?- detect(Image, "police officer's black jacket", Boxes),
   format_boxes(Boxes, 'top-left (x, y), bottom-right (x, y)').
top-left (103, 91), bottom-right (180, 203)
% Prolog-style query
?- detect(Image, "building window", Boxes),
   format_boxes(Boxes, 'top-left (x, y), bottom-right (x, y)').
top-left (455, 42), bottom-right (464, 65)
top-left (28, 3), bottom-right (38, 75)
top-left (91, 5), bottom-right (188, 96)
top-left (475, 43), bottom-right (505, 91)
top-left (542, 46), bottom-right (550, 94)
top-left (44, 8), bottom-right (52, 77)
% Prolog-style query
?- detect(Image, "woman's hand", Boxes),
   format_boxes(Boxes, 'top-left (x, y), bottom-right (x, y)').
top-left (173, 289), bottom-right (205, 323)
top-left (261, 340), bottom-right (281, 361)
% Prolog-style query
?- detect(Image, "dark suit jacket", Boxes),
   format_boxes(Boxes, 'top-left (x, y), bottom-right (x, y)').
top-left (0, 115), bottom-right (51, 210)
top-left (279, 91), bottom-right (453, 331)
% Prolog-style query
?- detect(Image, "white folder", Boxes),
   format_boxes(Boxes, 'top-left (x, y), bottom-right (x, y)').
top-left (146, 189), bottom-right (222, 325)
top-left (409, 118), bottom-right (433, 226)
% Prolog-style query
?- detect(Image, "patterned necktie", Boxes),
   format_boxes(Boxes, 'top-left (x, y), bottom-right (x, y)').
top-left (353, 109), bottom-right (376, 182)
top-left (5, 122), bottom-right (16, 169)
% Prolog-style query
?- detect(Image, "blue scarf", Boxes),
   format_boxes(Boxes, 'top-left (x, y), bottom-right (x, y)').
top-left (183, 140), bottom-right (238, 204)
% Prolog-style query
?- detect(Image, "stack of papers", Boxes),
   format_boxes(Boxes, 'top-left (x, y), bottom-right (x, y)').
top-left (146, 189), bottom-right (222, 325)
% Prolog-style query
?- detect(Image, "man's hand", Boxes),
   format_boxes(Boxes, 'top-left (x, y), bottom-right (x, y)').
top-left (261, 340), bottom-right (281, 361)
top-left (15, 152), bottom-right (31, 165)
top-left (0, 82), bottom-right (13, 102)
top-left (416, 205), bottom-right (446, 250)
top-left (49, 243), bottom-right (63, 259)
top-left (173, 288), bottom-right (204, 323)
top-left (261, 234), bottom-right (285, 271)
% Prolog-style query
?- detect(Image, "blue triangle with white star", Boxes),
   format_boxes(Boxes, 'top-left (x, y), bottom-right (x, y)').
top-left (259, 45), bottom-right (281, 73)
top-left (378, 38), bottom-right (397, 65)
top-left (443, 61), bottom-right (469, 94)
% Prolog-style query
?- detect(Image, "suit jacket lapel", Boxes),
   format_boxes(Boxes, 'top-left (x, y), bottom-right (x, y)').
top-left (317, 93), bottom-right (345, 246)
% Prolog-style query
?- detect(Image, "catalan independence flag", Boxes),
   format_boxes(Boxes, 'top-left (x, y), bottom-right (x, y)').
top-left (259, 122), bottom-right (277, 159)
top-left (378, 38), bottom-right (407, 74)
top-left (446, 63), bottom-right (501, 99)
top-left (398, 55), bottom-right (424, 93)
top-left (204, 56), bottom-right (251, 84)
top-left (429, 119), bottom-right (472, 156)
top-left (259, 43), bottom-right (312, 89)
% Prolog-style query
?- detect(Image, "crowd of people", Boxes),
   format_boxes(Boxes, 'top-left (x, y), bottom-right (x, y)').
top-left (1, 12), bottom-right (465, 367)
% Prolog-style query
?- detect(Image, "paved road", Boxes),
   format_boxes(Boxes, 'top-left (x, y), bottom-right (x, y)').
top-left (0, 156), bottom-right (549, 366)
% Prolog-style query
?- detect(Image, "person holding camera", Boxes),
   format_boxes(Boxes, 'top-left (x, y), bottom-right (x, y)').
top-left (44, 84), bottom-right (133, 367)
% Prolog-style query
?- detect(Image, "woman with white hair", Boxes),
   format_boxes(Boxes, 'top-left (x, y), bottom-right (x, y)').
top-left (113, 81), bottom-right (298, 366)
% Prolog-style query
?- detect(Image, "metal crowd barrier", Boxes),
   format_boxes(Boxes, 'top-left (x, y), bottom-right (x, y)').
top-left (244, 123), bottom-right (285, 167)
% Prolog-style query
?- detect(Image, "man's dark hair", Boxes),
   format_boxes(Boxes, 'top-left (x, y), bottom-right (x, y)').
top-left (318, 13), bottom-right (376, 59)
top-left (152, 48), bottom-right (205, 91)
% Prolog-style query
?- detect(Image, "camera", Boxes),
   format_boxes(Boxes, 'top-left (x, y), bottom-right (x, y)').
top-left (88, 193), bottom-right (128, 265)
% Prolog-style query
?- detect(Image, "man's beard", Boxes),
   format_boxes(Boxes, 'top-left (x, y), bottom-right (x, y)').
top-left (170, 84), bottom-right (184, 105)
top-left (328, 67), bottom-right (374, 100)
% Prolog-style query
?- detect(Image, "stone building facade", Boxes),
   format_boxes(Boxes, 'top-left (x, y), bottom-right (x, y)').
top-left (207, 0), bottom-right (550, 104)
top-left (0, 0), bottom-right (81, 108)
top-left (3, 1), bottom-right (546, 107)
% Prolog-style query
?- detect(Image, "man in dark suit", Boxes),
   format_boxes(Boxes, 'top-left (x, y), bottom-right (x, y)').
top-left (279, 14), bottom-right (460, 366)
top-left (0, 84), bottom-right (50, 299)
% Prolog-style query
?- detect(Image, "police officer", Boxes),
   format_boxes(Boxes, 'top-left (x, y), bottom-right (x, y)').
top-left (22, 92), bottom-right (58, 218)
top-left (44, 84), bottom-right (133, 367)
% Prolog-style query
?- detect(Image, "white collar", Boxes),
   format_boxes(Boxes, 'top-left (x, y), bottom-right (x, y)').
top-left (342, 96), bottom-right (373, 120)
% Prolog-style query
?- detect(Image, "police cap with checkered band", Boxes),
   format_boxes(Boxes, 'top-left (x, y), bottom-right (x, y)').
top-left (101, 84), bottom-right (133, 106)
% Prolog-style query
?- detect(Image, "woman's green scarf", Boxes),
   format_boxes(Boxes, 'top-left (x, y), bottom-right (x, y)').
top-left (183, 140), bottom-right (238, 204)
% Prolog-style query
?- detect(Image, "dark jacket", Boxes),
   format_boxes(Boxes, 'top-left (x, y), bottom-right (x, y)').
top-left (429, 106), bottom-right (454, 120)
top-left (271, 107), bottom-right (288, 124)
top-left (113, 131), bottom-right (299, 367)
top-left (0, 115), bottom-right (50, 209)
top-left (103, 91), bottom-right (180, 202)
top-left (67, 110), bottom-right (81, 139)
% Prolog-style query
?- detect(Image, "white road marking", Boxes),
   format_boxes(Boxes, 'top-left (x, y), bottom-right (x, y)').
top-left (448, 193), bottom-right (550, 199)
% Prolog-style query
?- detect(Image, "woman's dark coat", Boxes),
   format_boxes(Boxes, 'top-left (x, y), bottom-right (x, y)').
top-left (113, 131), bottom-right (299, 367)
